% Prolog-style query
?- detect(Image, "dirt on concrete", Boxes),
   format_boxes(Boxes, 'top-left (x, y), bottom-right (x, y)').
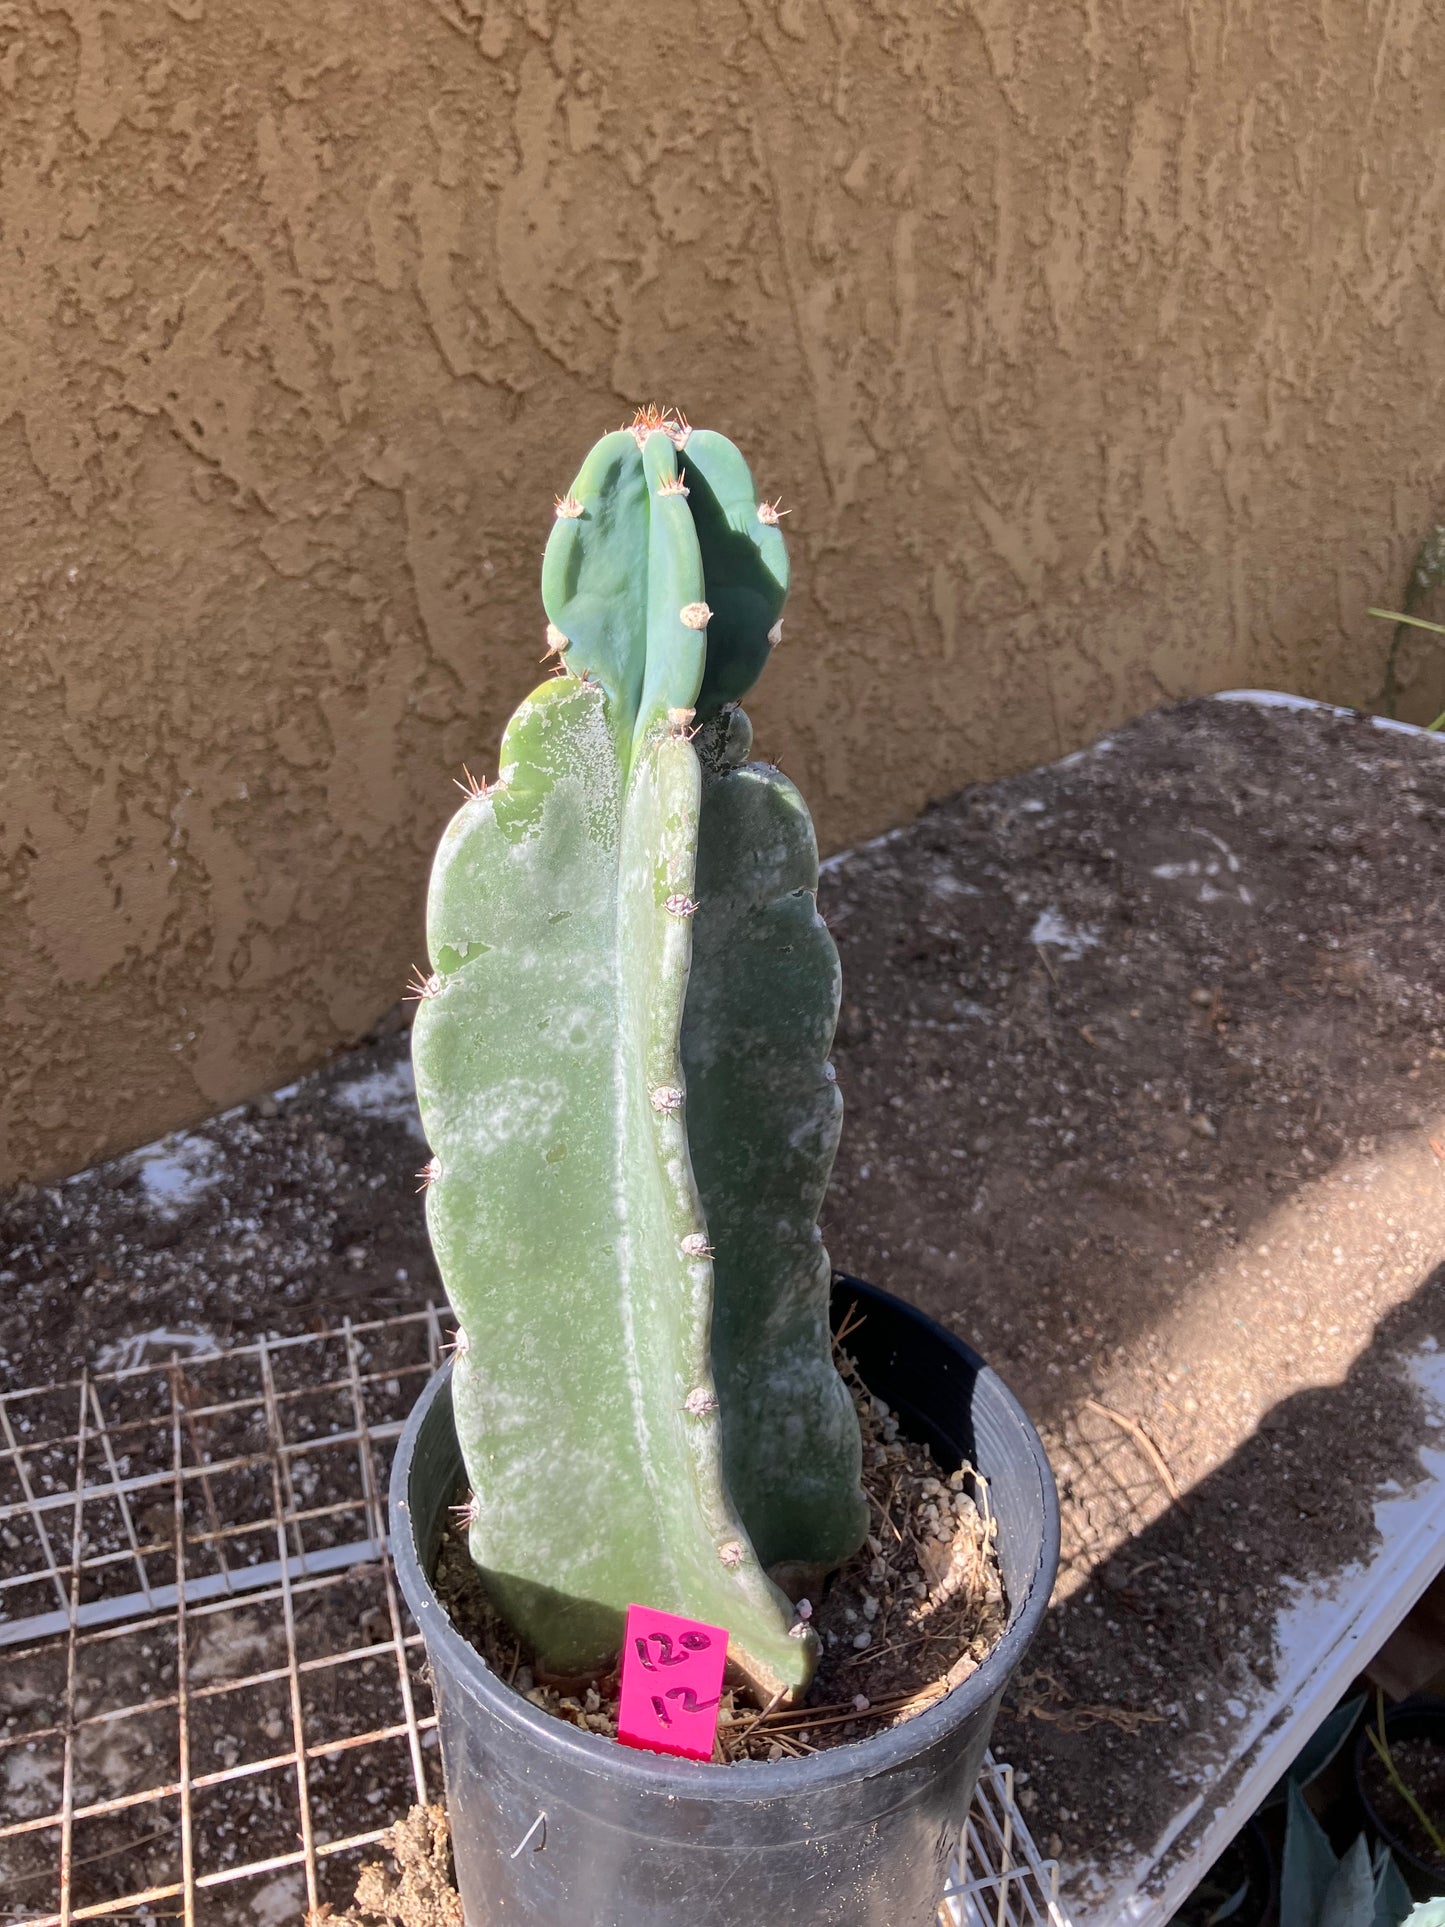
top-left (3, 695), bottom-right (1445, 1911)
top-left (816, 694), bottom-right (1445, 1899)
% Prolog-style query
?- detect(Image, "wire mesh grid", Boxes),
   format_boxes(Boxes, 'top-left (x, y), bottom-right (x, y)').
top-left (0, 1308), bottom-right (1070, 1925)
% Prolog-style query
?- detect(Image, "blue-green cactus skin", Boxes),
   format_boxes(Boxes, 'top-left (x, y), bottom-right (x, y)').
top-left (412, 410), bottom-right (863, 1699)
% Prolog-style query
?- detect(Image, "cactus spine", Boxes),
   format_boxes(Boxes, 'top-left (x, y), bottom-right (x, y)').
top-left (412, 408), bottom-right (865, 1700)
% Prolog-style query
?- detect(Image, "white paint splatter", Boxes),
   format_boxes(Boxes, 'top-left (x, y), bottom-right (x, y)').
top-left (1029, 908), bottom-right (1101, 960)
top-left (928, 870), bottom-right (982, 900)
top-left (94, 1327), bottom-right (221, 1372)
top-left (247, 1872), bottom-right (307, 1925)
top-left (1151, 828), bottom-right (1254, 906)
top-left (129, 1133), bottom-right (225, 1215)
top-left (330, 1059), bottom-right (426, 1140)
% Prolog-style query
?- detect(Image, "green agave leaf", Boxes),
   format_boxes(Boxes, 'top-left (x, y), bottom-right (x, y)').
top-left (1282, 1781), bottom-right (1342, 1927)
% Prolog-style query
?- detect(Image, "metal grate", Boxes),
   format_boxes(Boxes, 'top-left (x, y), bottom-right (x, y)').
top-left (944, 1757), bottom-right (1071, 1926)
top-left (0, 1309), bottom-right (1070, 1925)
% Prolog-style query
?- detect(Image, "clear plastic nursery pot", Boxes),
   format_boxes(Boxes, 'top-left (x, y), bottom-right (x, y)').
top-left (391, 1277), bottom-right (1059, 1927)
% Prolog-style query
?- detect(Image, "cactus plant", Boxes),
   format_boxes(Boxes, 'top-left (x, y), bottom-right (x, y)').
top-left (410, 407), bottom-right (866, 1702)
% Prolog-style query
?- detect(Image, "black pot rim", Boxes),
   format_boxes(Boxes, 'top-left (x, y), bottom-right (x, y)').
top-left (389, 1277), bottom-right (1060, 1800)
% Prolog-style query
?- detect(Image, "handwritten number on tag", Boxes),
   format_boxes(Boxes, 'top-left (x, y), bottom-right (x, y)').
top-left (648, 1686), bottom-right (722, 1726)
top-left (633, 1630), bottom-right (713, 1672)
top-left (618, 1605), bottom-right (728, 1760)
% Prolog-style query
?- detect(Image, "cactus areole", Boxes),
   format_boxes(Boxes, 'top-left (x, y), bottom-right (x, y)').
top-left (411, 408), bottom-right (868, 1703)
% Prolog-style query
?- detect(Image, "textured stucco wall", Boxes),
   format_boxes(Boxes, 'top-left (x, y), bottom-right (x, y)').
top-left (4, 0), bottom-right (1445, 1186)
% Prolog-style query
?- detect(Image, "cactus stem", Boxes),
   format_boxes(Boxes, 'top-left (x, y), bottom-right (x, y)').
top-left (680, 1231), bottom-right (713, 1257)
top-left (650, 1085), bottom-right (684, 1114)
top-left (657, 469), bottom-right (690, 498)
top-left (541, 621), bottom-right (571, 661)
top-left (679, 601), bottom-right (712, 631)
top-left (554, 493), bottom-right (584, 519)
top-left (451, 1493), bottom-right (482, 1528)
top-left (416, 1156), bottom-right (443, 1192)
top-left (405, 965), bottom-right (443, 1002)
top-left (767, 619), bottom-right (784, 648)
top-left (718, 1540), bottom-right (746, 1568)
top-left (453, 765), bottom-right (491, 799)
top-left (664, 892), bottom-right (698, 918)
top-left (758, 498), bottom-right (790, 525)
top-left (684, 1387), bottom-right (719, 1416)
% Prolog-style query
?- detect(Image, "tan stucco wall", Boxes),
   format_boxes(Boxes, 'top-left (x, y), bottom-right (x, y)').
top-left (4, 0), bottom-right (1445, 1186)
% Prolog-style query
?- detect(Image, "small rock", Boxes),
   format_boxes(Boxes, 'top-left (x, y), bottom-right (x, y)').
top-left (851, 1630), bottom-right (872, 1651)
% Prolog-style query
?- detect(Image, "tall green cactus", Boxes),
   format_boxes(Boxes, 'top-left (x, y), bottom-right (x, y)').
top-left (411, 408), bottom-right (865, 1701)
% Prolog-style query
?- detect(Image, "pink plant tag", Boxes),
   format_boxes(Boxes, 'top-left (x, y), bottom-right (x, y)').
top-left (617, 1603), bottom-right (727, 1762)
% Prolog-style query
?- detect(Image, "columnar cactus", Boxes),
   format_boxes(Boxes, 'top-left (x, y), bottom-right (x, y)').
top-left (411, 407), bottom-right (866, 1701)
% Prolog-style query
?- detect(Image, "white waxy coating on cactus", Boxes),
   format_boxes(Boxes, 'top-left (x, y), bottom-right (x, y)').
top-left (416, 420), bottom-right (837, 1701)
top-left (767, 619), bottom-right (784, 648)
top-left (416, 687), bottom-right (813, 1698)
top-left (679, 601), bottom-right (712, 630)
